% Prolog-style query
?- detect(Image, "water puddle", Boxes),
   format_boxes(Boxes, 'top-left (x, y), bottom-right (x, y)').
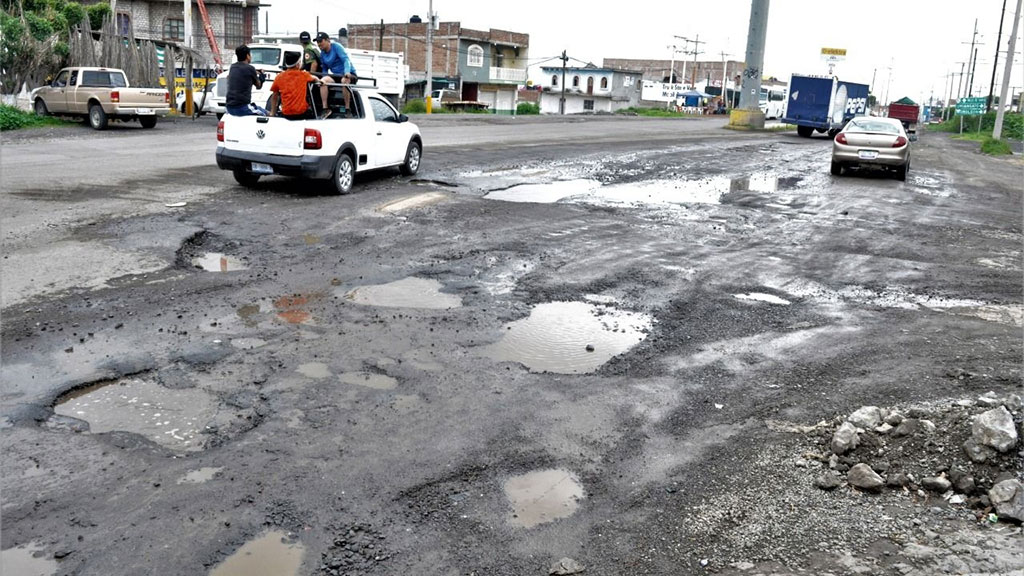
top-left (379, 192), bottom-right (449, 212)
top-left (342, 277), bottom-right (462, 309)
top-left (485, 179), bottom-right (600, 203)
top-left (483, 301), bottom-right (652, 374)
top-left (339, 371), bottom-right (398, 390)
top-left (178, 467), bottom-right (224, 485)
top-left (942, 304), bottom-right (1024, 327)
top-left (274, 294), bottom-right (319, 324)
top-left (209, 531), bottom-right (304, 576)
top-left (193, 253), bottom-right (247, 272)
top-left (297, 362), bottom-right (331, 379)
top-left (52, 377), bottom-right (220, 452)
top-left (504, 469), bottom-right (584, 528)
top-left (734, 292), bottom-right (791, 305)
top-left (1, 542), bottom-right (57, 576)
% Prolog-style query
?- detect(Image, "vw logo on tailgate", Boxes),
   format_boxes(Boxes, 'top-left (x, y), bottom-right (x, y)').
top-left (256, 129), bottom-right (265, 139)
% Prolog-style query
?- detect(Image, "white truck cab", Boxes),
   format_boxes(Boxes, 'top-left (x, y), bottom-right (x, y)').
top-left (215, 84), bottom-right (422, 195)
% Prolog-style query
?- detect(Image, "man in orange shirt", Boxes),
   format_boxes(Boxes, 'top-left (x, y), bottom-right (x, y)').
top-left (268, 51), bottom-right (332, 119)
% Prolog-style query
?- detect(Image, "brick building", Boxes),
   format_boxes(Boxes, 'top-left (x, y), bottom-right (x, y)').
top-left (345, 19), bottom-right (529, 115)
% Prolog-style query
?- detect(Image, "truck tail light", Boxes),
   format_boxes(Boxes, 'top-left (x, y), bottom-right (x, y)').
top-left (303, 128), bottom-right (322, 150)
top-left (892, 136), bottom-right (907, 148)
top-left (164, 92), bottom-right (170, 104)
top-left (110, 90), bottom-right (120, 103)
top-left (217, 120), bottom-right (224, 142)
top-left (835, 133), bottom-right (848, 145)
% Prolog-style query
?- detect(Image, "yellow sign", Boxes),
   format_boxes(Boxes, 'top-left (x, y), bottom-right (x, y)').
top-left (821, 47), bottom-right (847, 56)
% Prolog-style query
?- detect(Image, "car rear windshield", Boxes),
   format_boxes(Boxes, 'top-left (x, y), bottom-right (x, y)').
top-left (848, 119), bottom-right (899, 134)
top-left (250, 48), bottom-right (282, 65)
top-left (81, 70), bottom-right (128, 87)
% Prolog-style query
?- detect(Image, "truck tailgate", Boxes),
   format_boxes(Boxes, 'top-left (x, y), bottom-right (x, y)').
top-left (118, 89), bottom-right (168, 108)
top-left (222, 116), bottom-right (308, 157)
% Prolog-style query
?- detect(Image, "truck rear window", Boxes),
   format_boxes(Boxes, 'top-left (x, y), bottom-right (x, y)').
top-left (81, 71), bottom-right (128, 87)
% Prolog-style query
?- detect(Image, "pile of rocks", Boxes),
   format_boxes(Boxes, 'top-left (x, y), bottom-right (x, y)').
top-left (810, 392), bottom-right (1022, 523)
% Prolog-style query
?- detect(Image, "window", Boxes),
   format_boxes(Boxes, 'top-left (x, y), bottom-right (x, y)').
top-left (551, 75), bottom-right (558, 87)
top-left (467, 44), bottom-right (484, 67)
top-left (572, 76), bottom-right (580, 88)
top-left (224, 6), bottom-right (244, 48)
top-left (164, 18), bottom-right (184, 41)
top-left (600, 77), bottom-right (608, 89)
top-left (116, 12), bottom-right (131, 36)
top-left (587, 77), bottom-right (594, 93)
top-left (81, 70), bottom-right (127, 87)
top-left (52, 70), bottom-right (69, 88)
top-left (370, 97), bottom-right (398, 122)
top-left (583, 100), bottom-right (594, 111)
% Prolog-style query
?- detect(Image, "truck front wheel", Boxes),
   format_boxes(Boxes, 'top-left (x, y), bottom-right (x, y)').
top-left (88, 104), bottom-right (108, 130)
top-left (797, 125), bottom-right (814, 138)
top-left (332, 153), bottom-right (355, 195)
top-left (34, 99), bottom-right (48, 117)
top-left (399, 141), bottom-right (421, 176)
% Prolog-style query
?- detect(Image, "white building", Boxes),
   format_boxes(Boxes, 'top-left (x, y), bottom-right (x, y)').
top-left (536, 64), bottom-right (642, 114)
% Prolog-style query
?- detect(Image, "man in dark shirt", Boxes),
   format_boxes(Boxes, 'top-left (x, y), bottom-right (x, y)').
top-left (225, 45), bottom-right (267, 116)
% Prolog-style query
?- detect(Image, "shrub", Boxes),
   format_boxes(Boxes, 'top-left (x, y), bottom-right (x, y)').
top-left (0, 103), bottom-right (70, 130)
top-left (402, 99), bottom-right (426, 114)
top-left (516, 101), bottom-right (539, 115)
top-left (980, 137), bottom-right (1012, 155)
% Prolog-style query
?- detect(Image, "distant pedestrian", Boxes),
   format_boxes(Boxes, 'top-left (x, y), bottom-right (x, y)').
top-left (225, 45), bottom-right (267, 116)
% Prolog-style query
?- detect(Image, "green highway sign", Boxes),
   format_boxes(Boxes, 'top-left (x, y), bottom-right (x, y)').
top-left (955, 96), bottom-right (986, 115)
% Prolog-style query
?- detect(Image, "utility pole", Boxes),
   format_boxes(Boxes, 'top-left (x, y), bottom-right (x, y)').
top-left (968, 47), bottom-right (979, 96)
top-left (942, 71), bottom-right (952, 120)
top-left (559, 50), bottom-right (568, 115)
top-left (882, 61), bottom-right (893, 107)
top-left (987, 0), bottom-right (1009, 111)
top-left (735, 0), bottom-right (770, 127)
top-left (720, 50), bottom-right (732, 109)
top-left (956, 61), bottom-right (966, 100)
top-left (667, 42), bottom-right (677, 110)
top-left (994, 0), bottom-right (1022, 139)
top-left (425, 0), bottom-right (433, 114)
top-left (962, 19), bottom-right (979, 96)
top-left (684, 34), bottom-right (705, 88)
top-left (183, 0), bottom-right (193, 116)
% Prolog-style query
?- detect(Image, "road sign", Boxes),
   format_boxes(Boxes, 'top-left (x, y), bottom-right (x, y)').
top-left (820, 47), bottom-right (847, 63)
top-left (955, 96), bottom-right (986, 115)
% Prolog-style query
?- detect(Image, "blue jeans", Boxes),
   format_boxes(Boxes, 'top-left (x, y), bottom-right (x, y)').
top-left (226, 103), bottom-right (268, 117)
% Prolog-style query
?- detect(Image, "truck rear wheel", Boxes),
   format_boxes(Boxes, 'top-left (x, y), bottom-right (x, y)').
top-left (399, 141), bottom-right (421, 176)
top-left (233, 168), bottom-right (261, 187)
top-left (34, 99), bottom-right (48, 117)
top-left (88, 103), bottom-right (108, 130)
top-left (797, 125), bottom-right (814, 138)
top-left (332, 153), bottom-right (355, 195)
top-left (139, 116), bottom-right (158, 129)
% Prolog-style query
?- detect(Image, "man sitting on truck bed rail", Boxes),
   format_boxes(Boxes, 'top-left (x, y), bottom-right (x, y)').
top-left (225, 45), bottom-right (267, 116)
top-left (315, 32), bottom-right (357, 114)
top-left (268, 51), bottom-right (332, 120)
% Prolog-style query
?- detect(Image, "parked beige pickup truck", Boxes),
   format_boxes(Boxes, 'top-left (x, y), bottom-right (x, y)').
top-left (31, 67), bottom-right (170, 130)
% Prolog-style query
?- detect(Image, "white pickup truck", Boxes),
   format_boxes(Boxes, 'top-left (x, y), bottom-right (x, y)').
top-left (215, 84), bottom-right (422, 194)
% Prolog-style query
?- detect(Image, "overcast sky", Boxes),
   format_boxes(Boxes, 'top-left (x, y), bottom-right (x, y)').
top-left (260, 0), bottom-right (1023, 104)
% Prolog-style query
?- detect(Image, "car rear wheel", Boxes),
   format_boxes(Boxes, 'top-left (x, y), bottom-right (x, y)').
top-left (830, 161), bottom-right (843, 176)
top-left (139, 116), bottom-right (158, 129)
top-left (332, 153), bottom-right (355, 195)
top-left (233, 168), bottom-right (261, 187)
top-left (399, 141), bottom-right (421, 176)
top-left (88, 103), bottom-right (108, 130)
top-left (895, 164), bottom-right (907, 181)
top-left (797, 125), bottom-right (814, 138)
top-left (34, 99), bottom-right (48, 116)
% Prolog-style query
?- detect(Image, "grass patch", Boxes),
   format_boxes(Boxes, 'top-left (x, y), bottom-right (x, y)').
top-left (516, 102), bottom-right (540, 115)
top-left (0, 104), bottom-right (73, 131)
top-left (980, 137), bottom-right (1013, 155)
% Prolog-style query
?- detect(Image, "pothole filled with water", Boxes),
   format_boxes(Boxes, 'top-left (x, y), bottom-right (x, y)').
top-left (339, 371), bottom-right (398, 390)
top-left (209, 531), bottom-right (304, 576)
top-left (341, 277), bottom-right (462, 309)
top-left (296, 362), bottom-right (331, 379)
top-left (1, 542), bottom-right (57, 576)
top-left (192, 253), bottom-right (247, 272)
top-left (734, 292), bottom-right (791, 305)
top-left (504, 469), bottom-right (584, 528)
top-left (178, 467), bottom-right (224, 485)
top-left (483, 301), bottom-right (652, 374)
top-left (52, 377), bottom-right (222, 452)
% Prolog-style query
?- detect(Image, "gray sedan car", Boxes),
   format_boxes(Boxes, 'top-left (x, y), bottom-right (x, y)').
top-left (831, 116), bottom-right (912, 181)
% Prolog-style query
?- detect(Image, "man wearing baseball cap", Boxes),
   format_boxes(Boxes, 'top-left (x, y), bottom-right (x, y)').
top-left (268, 50), bottom-right (332, 120)
top-left (299, 31), bottom-right (319, 73)
top-left (315, 32), bottom-right (357, 112)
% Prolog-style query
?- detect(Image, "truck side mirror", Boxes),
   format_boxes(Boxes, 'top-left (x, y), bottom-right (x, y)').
top-left (398, 113), bottom-right (409, 123)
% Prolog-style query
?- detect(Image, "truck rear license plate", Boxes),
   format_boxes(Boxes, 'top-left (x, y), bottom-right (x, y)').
top-left (136, 108), bottom-right (153, 115)
top-left (858, 150), bottom-right (878, 160)
top-left (251, 162), bottom-right (273, 174)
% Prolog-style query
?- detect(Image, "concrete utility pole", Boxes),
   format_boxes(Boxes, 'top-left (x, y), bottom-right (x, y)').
top-left (559, 50), bottom-right (568, 115)
top-left (956, 61), bottom-right (966, 100)
top-left (731, 0), bottom-right (769, 128)
top-left (968, 47), bottom-right (979, 96)
top-left (987, 0), bottom-right (1009, 111)
top-left (962, 19), bottom-right (979, 96)
top-left (183, 0), bottom-right (193, 115)
top-left (994, 0), bottom-right (1022, 139)
top-left (683, 34), bottom-right (705, 88)
top-left (720, 50), bottom-right (732, 108)
top-left (425, 0), bottom-right (433, 114)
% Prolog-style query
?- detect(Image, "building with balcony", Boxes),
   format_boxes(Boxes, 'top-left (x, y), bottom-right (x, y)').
top-left (346, 18), bottom-right (528, 115)
top-left (536, 64), bottom-right (643, 115)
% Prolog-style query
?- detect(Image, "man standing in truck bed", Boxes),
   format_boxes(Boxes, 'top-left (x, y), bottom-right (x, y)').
top-left (315, 32), bottom-right (357, 113)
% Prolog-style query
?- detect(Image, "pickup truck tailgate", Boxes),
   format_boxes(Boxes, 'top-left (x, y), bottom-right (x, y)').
top-left (222, 116), bottom-right (307, 157)
top-left (118, 88), bottom-right (169, 108)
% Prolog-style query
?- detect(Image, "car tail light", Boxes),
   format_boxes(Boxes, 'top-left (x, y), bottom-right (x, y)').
top-left (835, 133), bottom-right (848, 145)
top-left (217, 120), bottom-right (224, 142)
top-left (892, 136), bottom-right (908, 147)
top-left (110, 90), bottom-right (120, 103)
top-left (303, 128), bottom-right (322, 150)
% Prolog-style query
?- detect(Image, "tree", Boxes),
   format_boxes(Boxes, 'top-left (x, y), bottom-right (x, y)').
top-left (0, 0), bottom-right (104, 94)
